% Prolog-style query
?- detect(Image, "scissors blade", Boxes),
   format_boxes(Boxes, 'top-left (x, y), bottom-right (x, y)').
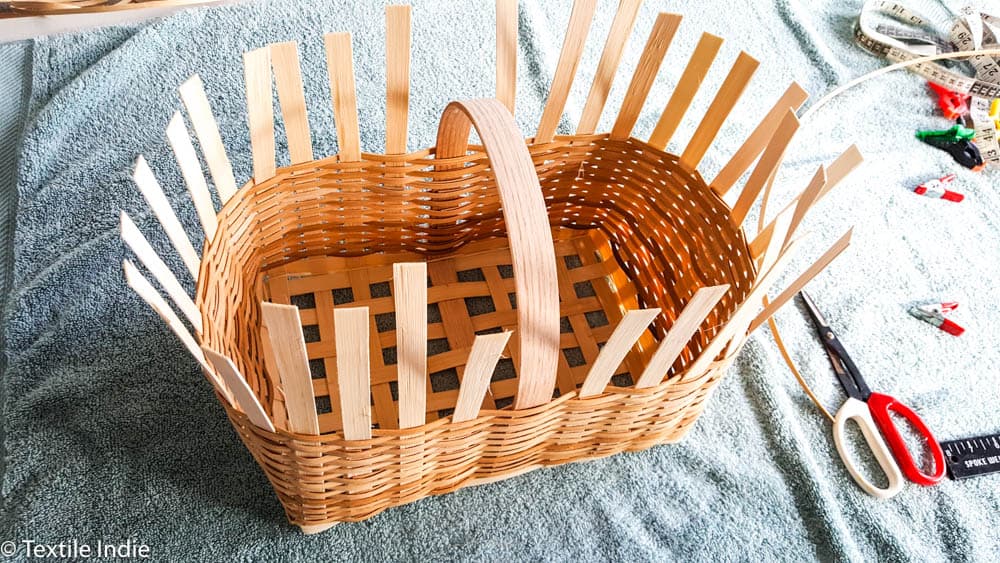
top-left (798, 291), bottom-right (872, 401)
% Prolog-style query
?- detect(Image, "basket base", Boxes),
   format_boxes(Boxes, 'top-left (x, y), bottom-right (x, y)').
top-left (299, 522), bottom-right (339, 535)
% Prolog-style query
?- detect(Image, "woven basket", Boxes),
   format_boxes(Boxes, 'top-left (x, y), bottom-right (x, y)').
top-left (120, 1), bottom-right (859, 533)
top-left (0, 0), bottom-right (213, 17)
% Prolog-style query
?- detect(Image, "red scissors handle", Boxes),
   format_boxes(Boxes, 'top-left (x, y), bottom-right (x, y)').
top-left (867, 392), bottom-right (946, 486)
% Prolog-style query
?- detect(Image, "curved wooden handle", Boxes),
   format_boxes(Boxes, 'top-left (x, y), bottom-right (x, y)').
top-left (435, 99), bottom-right (559, 410)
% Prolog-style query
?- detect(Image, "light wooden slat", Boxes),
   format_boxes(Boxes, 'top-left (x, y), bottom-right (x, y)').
top-left (534, 0), bottom-right (598, 143)
top-left (260, 302), bottom-right (320, 435)
top-left (679, 52), bottom-right (759, 170)
top-left (123, 260), bottom-right (233, 406)
top-left (578, 309), bottom-right (660, 398)
top-left (496, 0), bottom-right (518, 114)
top-left (729, 110), bottom-right (799, 227)
top-left (202, 347), bottom-right (276, 432)
top-left (178, 74), bottom-right (238, 204)
top-left (684, 236), bottom-right (807, 378)
top-left (243, 47), bottom-right (276, 181)
top-left (609, 13), bottom-right (682, 141)
top-left (324, 32), bottom-right (362, 162)
top-left (120, 212), bottom-right (202, 333)
top-left (647, 32), bottom-right (723, 149)
top-left (386, 5), bottom-right (412, 154)
top-left (749, 228), bottom-right (853, 333)
top-left (132, 156), bottom-right (201, 280)
top-left (710, 82), bottom-right (809, 195)
top-left (576, 0), bottom-right (642, 134)
top-left (393, 262), bottom-right (427, 429)
top-left (270, 41), bottom-right (314, 165)
top-left (757, 201), bottom-right (798, 278)
top-left (635, 285), bottom-right (729, 388)
top-left (166, 113), bottom-right (217, 241)
top-left (335, 307), bottom-right (372, 440)
top-left (452, 331), bottom-right (513, 423)
top-left (258, 323), bottom-right (288, 430)
top-left (783, 165), bottom-right (827, 249)
top-left (749, 145), bottom-right (862, 258)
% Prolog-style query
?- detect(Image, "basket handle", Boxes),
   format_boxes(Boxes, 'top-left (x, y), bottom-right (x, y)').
top-left (435, 99), bottom-right (559, 410)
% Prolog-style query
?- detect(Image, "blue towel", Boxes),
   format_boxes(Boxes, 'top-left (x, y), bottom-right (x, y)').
top-left (2, 0), bottom-right (999, 560)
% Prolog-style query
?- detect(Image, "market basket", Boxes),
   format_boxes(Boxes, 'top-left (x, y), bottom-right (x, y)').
top-left (120, 0), bottom-right (860, 533)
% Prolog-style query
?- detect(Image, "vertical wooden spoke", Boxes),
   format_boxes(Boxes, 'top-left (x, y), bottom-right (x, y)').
top-left (710, 82), bottom-right (808, 195)
top-left (609, 13), bottom-right (682, 141)
top-left (202, 347), bottom-right (276, 432)
top-left (635, 285), bottom-right (729, 388)
top-left (729, 110), bottom-right (799, 227)
top-left (783, 165), bottom-right (828, 249)
top-left (748, 228), bottom-right (853, 333)
top-left (324, 32), bottom-right (362, 162)
top-left (576, 0), bottom-right (642, 134)
top-left (684, 237), bottom-right (806, 379)
top-left (166, 113), bottom-right (217, 241)
top-left (535, 0), bottom-right (597, 144)
top-left (260, 302), bottom-right (320, 435)
top-left (496, 0), bottom-right (518, 114)
top-left (132, 156), bottom-right (201, 280)
top-left (243, 46), bottom-right (276, 182)
top-left (123, 260), bottom-right (232, 405)
top-left (647, 32), bottom-right (723, 149)
top-left (679, 52), bottom-right (759, 170)
top-left (749, 145), bottom-right (862, 258)
top-left (335, 307), bottom-right (372, 440)
top-left (120, 212), bottom-right (202, 333)
top-left (453, 331), bottom-right (512, 423)
top-left (578, 309), bottom-right (660, 398)
top-left (178, 75), bottom-right (238, 204)
top-left (270, 41), bottom-right (314, 165)
top-left (756, 201), bottom-right (798, 278)
top-left (386, 5), bottom-right (412, 154)
top-left (394, 263), bottom-right (427, 429)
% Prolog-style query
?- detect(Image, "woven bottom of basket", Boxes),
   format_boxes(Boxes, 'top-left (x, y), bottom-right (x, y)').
top-left (260, 227), bottom-right (660, 433)
top-left (220, 225), bottom-right (739, 530)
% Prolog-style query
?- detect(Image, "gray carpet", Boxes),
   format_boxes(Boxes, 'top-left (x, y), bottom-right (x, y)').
top-left (2, 0), bottom-right (999, 560)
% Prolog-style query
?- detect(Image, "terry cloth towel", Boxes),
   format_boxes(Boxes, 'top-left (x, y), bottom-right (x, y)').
top-left (1, 0), bottom-right (999, 560)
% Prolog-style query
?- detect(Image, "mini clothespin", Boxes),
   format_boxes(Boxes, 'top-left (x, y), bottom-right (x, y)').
top-left (913, 174), bottom-right (963, 202)
top-left (916, 124), bottom-right (984, 171)
top-left (928, 83), bottom-right (970, 120)
top-left (990, 99), bottom-right (999, 130)
top-left (908, 302), bottom-right (964, 336)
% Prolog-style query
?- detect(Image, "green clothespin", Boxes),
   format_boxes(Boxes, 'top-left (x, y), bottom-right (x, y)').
top-left (915, 123), bottom-right (976, 142)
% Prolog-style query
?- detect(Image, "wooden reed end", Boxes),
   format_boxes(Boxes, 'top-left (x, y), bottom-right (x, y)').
top-left (453, 331), bottom-right (513, 423)
top-left (579, 308), bottom-right (660, 398)
top-left (131, 156), bottom-right (201, 280)
top-left (648, 32), bottom-right (723, 149)
top-left (496, 0), bottom-right (518, 114)
top-left (166, 113), bottom-right (217, 241)
top-left (610, 13), bottom-right (682, 141)
top-left (535, 0), bottom-right (597, 143)
top-left (120, 211), bottom-right (202, 333)
top-left (335, 307), bottom-right (372, 440)
top-left (243, 47), bottom-right (276, 181)
top-left (393, 262), bottom-right (427, 429)
top-left (202, 347), bottom-right (276, 432)
top-left (577, 0), bottom-right (642, 134)
top-left (260, 302), bottom-right (320, 435)
top-left (635, 285), bottom-right (729, 388)
top-left (730, 109), bottom-right (799, 227)
top-left (178, 74), bottom-right (238, 203)
top-left (679, 52), bottom-right (759, 170)
top-left (324, 32), bottom-right (362, 162)
top-left (271, 41), bottom-right (314, 165)
top-left (386, 5), bottom-right (412, 154)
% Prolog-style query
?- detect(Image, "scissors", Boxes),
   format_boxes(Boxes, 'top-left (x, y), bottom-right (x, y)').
top-left (799, 291), bottom-right (946, 498)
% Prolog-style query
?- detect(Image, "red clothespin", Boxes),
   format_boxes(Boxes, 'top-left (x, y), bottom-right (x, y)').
top-left (908, 302), bottom-right (964, 336)
top-left (928, 83), bottom-right (970, 120)
top-left (913, 174), bottom-right (964, 202)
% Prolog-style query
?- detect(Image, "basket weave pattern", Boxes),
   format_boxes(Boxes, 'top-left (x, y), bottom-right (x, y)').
top-left (119, 2), bottom-right (859, 533)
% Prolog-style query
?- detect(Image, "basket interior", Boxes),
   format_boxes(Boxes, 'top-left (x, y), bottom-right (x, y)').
top-left (197, 135), bottom-right (757, 434)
